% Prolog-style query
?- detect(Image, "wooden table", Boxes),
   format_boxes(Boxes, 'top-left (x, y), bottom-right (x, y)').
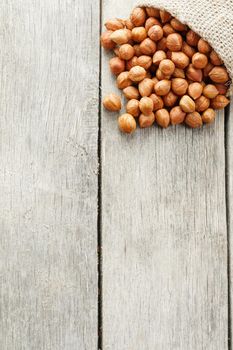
top-left (0, 1), bottom-right (231, 349)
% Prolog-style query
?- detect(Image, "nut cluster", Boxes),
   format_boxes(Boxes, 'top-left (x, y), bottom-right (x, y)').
top-left (101, 7), bottom-right (231, 133)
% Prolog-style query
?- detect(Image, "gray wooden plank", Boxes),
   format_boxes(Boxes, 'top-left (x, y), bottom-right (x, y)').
top-left (101, 2), bottom-right (228, 349)
top-left (0, 1), bottom-right (99, 349)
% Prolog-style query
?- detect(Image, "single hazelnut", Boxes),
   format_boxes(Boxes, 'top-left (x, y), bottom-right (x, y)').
top-left (129, 65), bottom-right (147, 82)
top-left (203, 84), bottom-right (219, 99)
top-left (192, 52), bottom-right (208, 69)
top-left (156, 69), bottom-right (170, 81)
top-left (209, 67), bottom-right (229, 83)
top-left (215, 84), bottom-right (228, 95)
top-left (130, 7), bottom-right (146, 26)
top-left (159, 10), bottom-right (172, 23)
top-left (163, 24), bottom-right (175, 37)
top-left (137, 55), bottom-right (152, 69)
top-left (139, 96), bottom-right (154, 115)
top-left (125, 19), bottom-right (134, 30)
top-left (195, 96), bottom-right (210, 112)
top-left (140, 38), bottom-right (157, 55)
top-left (119, 44), bottom-right (135, 60)
top-left (118, 113), bottom-right (137, 133)
top-left (153, 50), bottom-right (167, 65)
top-left (186, 30), bottom-right (200, 46)
top-left (170, 106), bottom-right (186, 125)
top-left (157, 37), bottom-right (167, 51)
top-left (131, 27), bottom-right (147, 42)
top-left (170, 18), bottom-right (187, 32)
top-left (163, 91), bottom-right (178, 107)
top-left (154, 79), bottom-right (171, 96)
top-left (159, 59), bottom-right (175, 75)
top-left (145, 7), bottom-right (160, 18)
top-left (172, 78), bottom-right (188, 96)
top-left (110, 29), bottom-right (129, 45)
top-left (100, 31), bottom-right (116, 50)
top-left (166, 33), bottom-right (183, 52)
top-left (103, 93), bottom-right (121, 111)
top-left (186, 64), bottom-right (203, 82)
top-left (155, 109), bottom-right (170, 127)
top-left (123, 86), bottom-right (140, 100)
top-left (197, 39), bottom-right (211, 54)
top-left (210, 50), bottom-right (223, 66)
top-left (211, 95), bottom-right (230, 109)
top-left (172, 68), bottom-right (185, 78)
top-left (150, 94), bottom-right (164, 110)
top-left (182, 42), bottom-right (196, 58)
top-left (188, 82), bottom-right (203, 100)
top-left (105, 19), bottom-right (124, 31)
top-left (203, 62), bottom-right (214, 78)
top-left (133, 45), bottom-right (142, 57)
top-left (126, 99), bottom-right (140, 117)
top-left (185, 112), bottom-right (203, 128)
top-left (126, 56), bottom-right (138, 71)
top-left (109, 57), bottom-right (125, 75)
top-left (148, 25), bottom-right (164, 41)
top-left (202, 108), bottom-right (216, 124)
top-left (138, 78), bottom-right (155, 97)
top-left (145, 17), bottom-right (162, 31)
top-left (139, 112), bottom-right (155, 128)
top-left (116, 71), bottom-right (132, 89)
top-left (180, 95), bottom-right (195, 112)
top-left (171, 52), bottom-right (190, 69)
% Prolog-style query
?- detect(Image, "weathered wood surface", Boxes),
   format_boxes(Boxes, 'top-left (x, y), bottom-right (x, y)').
top-left (101, 1), bottom-right (228, 349)
top-left (0, 1), bottom-right (99, 349)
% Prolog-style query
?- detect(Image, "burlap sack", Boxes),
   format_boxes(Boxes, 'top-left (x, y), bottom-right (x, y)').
top-left (136, 0), bottom-right (233, 93)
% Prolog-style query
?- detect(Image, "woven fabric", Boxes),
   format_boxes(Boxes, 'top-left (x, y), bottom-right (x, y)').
top-left (136, 0), bottom-right (233, 91)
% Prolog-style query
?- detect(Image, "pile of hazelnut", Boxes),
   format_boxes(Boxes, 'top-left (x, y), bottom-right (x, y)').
top-left (101, 7), bottom-right (231, 133)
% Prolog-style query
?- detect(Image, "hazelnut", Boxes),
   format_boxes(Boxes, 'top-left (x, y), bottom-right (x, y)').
top-left (137, 55), bottom-right (152, 69)
top-left (119, 44), bottom-right (135, 60)
top-left (172, 68), bottom-right (185, 78)
top-left (105, 19), bottom-right (124, 31)
top-left (211, 95), bottom-right (230, 109)
top-left (159, 10), bottom-right (172, 23)
top-left (139, 112), bottom-right (155, 128)
top-left (126, 99), bottom-right (140, 117)
top-left (145, 7), bottom-right (160, 18)
top-left (182, 42), bottom-right (196, 58)
top-left (192, 52), bottom-right (208, 69)
top-left (138, 78), bottom-right (155, 96)
top-left (171, 52), bottom-right (189, 69)
top-left (129, 65), bottom-right (147, 82)
top-left (203, 62), bottom-right (214, 78)
top-left (126, 56), bottom-right (138, 71)
top-left (210, 50), bottom-right (223, 66)
top-left (148, 25), bottom-right (164, 41)
top-left (118, 113), bottom-right (137, 133)
top-left (155, 109), bottom-right (170, 127)
top-left (159, 59), bottom-right (175, 75)
top-left (154, 79), bottom-right (171, 96)
top-left (153, 50), bottom-right (167, 65)
top-left (150, 94), bottom-right (164, 110)
top-left (215, 84), bottom-right (228, 95)
top-left (130, 7), bottom-right (146, 27)
top-left (170, 18), bottom-right (187, 32)
top-left (140, 38), bottom-right (157, 55)
top-left (203, 84), bottom-right (219, 99)
top-left (157, 38), bottom-right (167, 52)
top-left (123, 86), bottom-right (140, 100)
top-left (133, 44), bottom-right (142, 57)
top-left (197, 39), bottom-right (211, 54)
top-left (156, 69), bottom-right (171, 81)
top-left (163, 91), bottom-right (178, 107)
top-left (151, 77), bottom-right (159, 84)
top-left (180, 95), bottom-right (196, 112)
top-left (100, 31), bottom-right (116, 50)
top-left (185, 112), bottom-right (203, 128)
top-left (125, 19), bottom-right (134, 30)
top-left (195, 95), bottom-right (210, 112)
top-left (109, 57), bottom-right (125, 75)
top-left (172, 78), bottom-right (188, 96)
top-left (186, 30), bottom-right (200, 46)
top-left (116, 71), bottom-right (132, 89)
top-left (132, 27), bottom-right (147, 42)
top-left (209, 67), bottom-right (229, 83)
top-left (103, 93), bottom-right (121, 111)
top-left (170, 106), bottom-right (186, 125)
top-left (145, 17), bottom-right (161, 31)
top-left (202, 108), bottom-right (216, 124)
top-left (139, 96), bottom-right (154, 115)
top-left (110, 29), bottom-right (129, 45)
top-left (166, 33), bottom-right (183, 52)
top-left (186, 64), bottom-right (203, 82)
top-left (188, 82), bottom-right (203, 100)
top-left (163, 24), bottom-right (175, 37)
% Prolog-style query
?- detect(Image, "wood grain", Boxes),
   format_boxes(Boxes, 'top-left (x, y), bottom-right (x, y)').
top-left (0, 1), bottom-right (99, 349)
top-left (101, 2), bottom-right (228, 349)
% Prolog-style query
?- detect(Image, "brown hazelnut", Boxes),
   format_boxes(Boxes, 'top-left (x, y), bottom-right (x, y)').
top-left (211, 95), bottom-right (230, 109)
top-left (138, 78), bottom-right (155, 97)
top-left (195, 96), bottom-right (210, 112)
top-left (154, 79), bottom-right (171, 96)
top-left (129, 65), bottom-right (147, 82)
top-left (197, 39), bottom-right (211, 54)
top-left (186, 64), bottom-right (203, 82)
top-left (170, 18), bottom-right (187, 31)
top-left (116, 71), bottom-right (132, 89)
top-left (202, 108), bottom-right (216, 124)
top-left (157, 37), bottom-right (167, 51)
top-left (100, 31), bottom-right (116, 50)
top-left (155, 109), bottom-right (170, 127)
top-left (137, 55), bottom-right (152, 69)
top-left (130, 7), bottom-right (146, 26)
top-left (186, 30), bottom-right (200, 46)
top-left (172, 78), bottom-right (188, 96)
top-left (119, 44), bottom-right (135, 60)
top-left (172, 68), bottom-right (185, 78)
top-left (163, 24), bottom-right (175, 37)
top-left (109, 57), bottom-right (125, 75)
top-left (118, 113), bottom-right (137, 133)
top-left (126, 99), bottom-right (140, 117)
top-left (133, 44), bottom-right (142, 57)
top-left (123, 86), bottom-right (140, 100)
top-left (163, 91), bottom-right (178, 107)
top-left (145, 7), bottom-right (160, 18)
top-left (105, 19), bottom-right (124, 31)
top-left (110, 29), bottom-right (129, 45)
top-left (159, 10), bottom-right (172, 23)
top-left (140, 38), bottom-right (157, 55)
top-left (139, 112), bottom-right (155, 128)
top-left (203, 84), bottom-right (219, 99)
top-left (148, 25), bottom-right (164, 41)
top-left (210, 50), bottom-right (223, 66)
top-left (145, 17), bottom-right (161, 31)
top-left (182, 42), bottom-right (196, 58)
top-left (139, 96), bottom-right (154, 115)
top-left (209, 67), bottom-right (229, 83)
top-left (103, 93), bottom-right (122, 111)
top-left (126, 56), bottom-right (138, 71)
top-left (203, 62), bottom-right (214, 78)
top-left (180, 95), bottom-right (196, 112)
top-left (166, 33), bottom-right (183, 52)
top-left (185, 112), bottom-right (203, 128)
top-left (188, 82), bottom-right (203, 100)
top-left (192, 52), bottom-right (208, 69)
top-left (156, 69), bottom-right (171, 81)
top-left (153, 50), bottom-right (167, 65)
top-left (150, 93), bottom-right (164, 111)
top-left (170, 106), bottom-right (186, 125)
top-left (131, 27), bottom-right (147, 42)
top-left (159, 59), bottom-right (175, 75)
top-left (151, 77), bottom-right (159, 84)
top-left (171, 52), bottom-right (190, 69)
top-left (215, 84), bottom-right (228, 95)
